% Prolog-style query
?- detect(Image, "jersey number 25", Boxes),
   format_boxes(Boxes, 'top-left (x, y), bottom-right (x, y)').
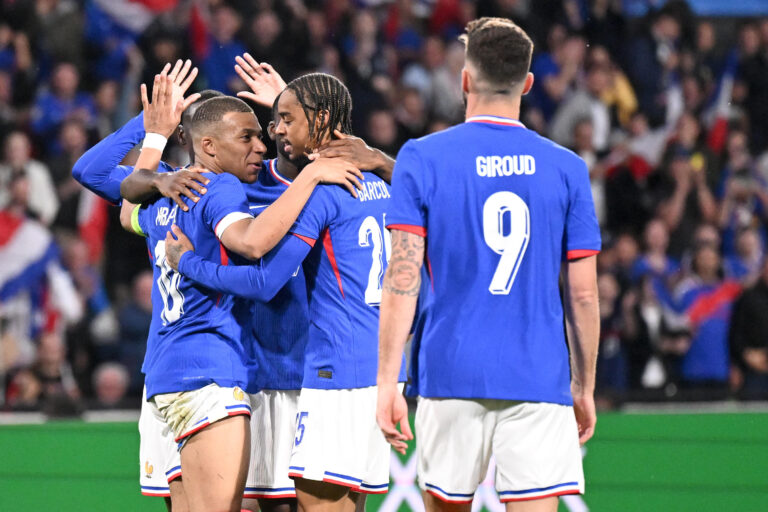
top-left (483, 191), bottom-right (530, 295)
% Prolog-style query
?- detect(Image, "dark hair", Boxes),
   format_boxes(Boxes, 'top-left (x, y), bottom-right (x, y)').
top-left (190, 96), bottom-right (253, 137)
top-left (459, 17), bottom-right (533, 93)
top-left (181, 89), bottom-right (225, 127)
top-left (271, 91), bottom-right (282, 122)
top-left (285, 73), bottom-right (352, 150)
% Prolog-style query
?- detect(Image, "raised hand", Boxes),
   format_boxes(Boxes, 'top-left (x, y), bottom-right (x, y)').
top-left (234, 53), bottom-right (287, 107)
top-left (166, 59), bottom-right (199, 112)
top-left (141, 69), bottom-right (200, 138)
top-left (304, 157), bottom-right (364, 198)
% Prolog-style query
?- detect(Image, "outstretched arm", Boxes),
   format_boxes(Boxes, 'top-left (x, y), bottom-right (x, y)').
top-left (72, 112), bottom-right (145, 204)
top-left (165, 225), bottom-right (311, 302)
top-left (219, 157), bottom-right (363, 260)
top-left (376, 229), bottom-right (424, 454)
top-left (120, 60), bottom-right (207, 208)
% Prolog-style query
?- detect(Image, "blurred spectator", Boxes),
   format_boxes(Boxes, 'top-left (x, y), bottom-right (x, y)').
top-left (632, 218), bottom-right (681, 282)
top-left (729, 258), bottom-right (768, 399)
top-left (672, 245), bottom-right (740, 391)
top-left (30, 62), bottom-right (96, 150)
top-left (626, 8), bottom-right (682, 127)
top-left (716, 129), bottom-right (768, 258)
top-left (365, 109), bottom-right (400, 157)
top-left (202, 4), bottom-right (247, 94)
top-left (596, 272), bottom-right (628, 406)
top-left (737, 22), bottom-right (768, 152)
top-left (91, 362), bottom-right (131, 409)
top-left (656, 141), bottom-right (718, 259)
top-left (550, 61), bottom-right (612, 152)
top-left (48, 119), bottom-right (90, 230)
top-left (30, 0), bottom-right (84, 71)
top-left (6, 332), bottom-right (80, 412)
top-left (0, 131), bottom-right (59, 225)
top-left (116, 271), bottom-right (153, 396)
top-left (724, 228), bottom-right (764, 284)
top-left (527, 26), bottom-right (584, 124)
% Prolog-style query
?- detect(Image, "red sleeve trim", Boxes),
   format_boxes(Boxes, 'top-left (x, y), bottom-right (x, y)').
top-left (567, 249), bottom-right (600, 260)
top-left (387, 224), bottom-right (426, 237)
top-left (292, 233), bottom-right (316, 247)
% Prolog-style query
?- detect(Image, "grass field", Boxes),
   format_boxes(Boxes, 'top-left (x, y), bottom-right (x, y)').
top-left (1, 410), bottom-right (767, 511)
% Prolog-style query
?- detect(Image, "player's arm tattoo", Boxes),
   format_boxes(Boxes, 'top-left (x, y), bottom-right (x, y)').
top-left (383, 230), bottom-right (425, 296)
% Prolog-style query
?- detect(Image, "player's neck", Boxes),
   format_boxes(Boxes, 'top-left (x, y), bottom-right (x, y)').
top-left (465, 94), bottom-right (522, 122)
top-left (193, 155), bottom-right (223, 175)
top-left (277, 155), bottom-right (299, 180)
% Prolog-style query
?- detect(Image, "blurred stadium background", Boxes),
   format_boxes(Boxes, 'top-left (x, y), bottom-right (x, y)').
top-left (2, 0), bottom-right (768, 510)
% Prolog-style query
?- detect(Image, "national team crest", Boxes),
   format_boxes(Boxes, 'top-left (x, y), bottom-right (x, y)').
top-left (233, 387), bottom-right (245, 401)
top-left (145, 460), bottom-right (154, 478)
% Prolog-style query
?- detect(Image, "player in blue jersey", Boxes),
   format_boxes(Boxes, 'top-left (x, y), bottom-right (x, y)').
top-left (164, 72), bottom-right (405, 512)
top-left (73, 60), bottom-right (211, 511)
top-left (377, 18), bottom-right (601, 512)
top-left (118, 72), bottom-right (364, 512)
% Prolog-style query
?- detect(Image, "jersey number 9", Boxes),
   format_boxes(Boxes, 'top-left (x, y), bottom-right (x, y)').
top-left (483, 191), bottom-right (530, 295)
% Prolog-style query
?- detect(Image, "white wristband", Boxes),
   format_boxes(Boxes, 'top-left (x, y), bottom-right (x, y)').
top-left (142, 132), bottom-right (168, 151)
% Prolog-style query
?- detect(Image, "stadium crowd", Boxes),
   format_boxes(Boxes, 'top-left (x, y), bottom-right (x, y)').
top-left (1, 0), bottom-right (767, 413)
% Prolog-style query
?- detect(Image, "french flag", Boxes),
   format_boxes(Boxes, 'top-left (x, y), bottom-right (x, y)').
top-left (706, 50), bottom-right (739, 154)
top-left (0, 211), bottom-right (60, 303)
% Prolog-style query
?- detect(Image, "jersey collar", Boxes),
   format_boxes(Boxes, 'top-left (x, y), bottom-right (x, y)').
top-left (466, 115), bottom-right (525, 128)
top-left (269, 159), bottom-right (293, 185)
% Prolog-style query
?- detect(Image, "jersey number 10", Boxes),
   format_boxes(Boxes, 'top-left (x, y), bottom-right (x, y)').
top-left (358, 214), bottom-right (392, 306)
top-left (154, 240), bottom-right (185, 325)
top-left (483, 191), bottom-right (530, 295)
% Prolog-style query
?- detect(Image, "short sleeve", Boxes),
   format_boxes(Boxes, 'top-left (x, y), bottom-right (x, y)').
top-left (290, 187), bottom-right (337, 243)
top-left (201, 173), bottom-right (252, 239)
top-left (386, 141), bottom-right (427, 236)
top-left (564, 157), bottom-right (601, 260)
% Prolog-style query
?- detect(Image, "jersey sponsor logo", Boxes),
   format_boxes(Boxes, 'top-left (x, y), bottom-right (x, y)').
top-left (233, 386), bottom-right (245, 401)
top-left (358, 181), bottom-right (391, 202)
top-left (476, 155), bottom-right (536, 177)
top-left (155, 205), bottom-right (179, 226)
top-left (144, 460), bottom-right (154, 478)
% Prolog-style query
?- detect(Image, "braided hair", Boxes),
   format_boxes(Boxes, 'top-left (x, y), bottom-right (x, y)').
top-left (285, 73), bottom-right (353, 151)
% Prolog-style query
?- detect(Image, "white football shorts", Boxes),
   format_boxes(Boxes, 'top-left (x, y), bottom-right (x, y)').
top-left (244, 389), bottom-right (300, 499)
top-left (288, 385), bottom-right (401, 494)
top-left (416, 398), bottom-right (584, 503)
top-left (151, 383), bottom-right (252, 446)
top-left (138, 386), bottom-right (181, 497)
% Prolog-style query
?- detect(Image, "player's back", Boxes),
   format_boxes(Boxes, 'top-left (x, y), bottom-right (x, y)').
top-left (243, 159), bottom-right (308, 391)
top-left (390, 116), bottom-right (600, 404)
top-left (137, 171), bottom-right (252, 398)
top-left (291, 175), bottom-right (405, 390)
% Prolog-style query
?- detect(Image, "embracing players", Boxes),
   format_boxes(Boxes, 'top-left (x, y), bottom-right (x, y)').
top-left (377, 17), bottom-right (601, 512)
top-left (165, 72), bottom-right (404, 512)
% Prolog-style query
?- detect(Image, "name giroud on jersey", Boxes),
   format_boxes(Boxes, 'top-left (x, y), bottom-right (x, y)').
top-left (476, 155), bottom-right (536, 177)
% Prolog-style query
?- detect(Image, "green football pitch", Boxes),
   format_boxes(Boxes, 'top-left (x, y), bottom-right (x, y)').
top-left (1, 410), bottom-right (767, 511)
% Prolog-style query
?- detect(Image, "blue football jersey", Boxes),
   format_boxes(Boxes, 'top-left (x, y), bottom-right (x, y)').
top-left (290, 175), bottom-right (406, 389)
top-left (134, 171), bottom-right (254, 398)
top-left (387, 115), bottom-right (601, 405)
top-left (242, 159), bottom-right (308, 390)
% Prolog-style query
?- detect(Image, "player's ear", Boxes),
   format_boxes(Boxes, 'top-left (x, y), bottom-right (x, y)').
top-left (315, 109), bottom-right (330, 134)
top-left (461, 67), bottom-right (470, 95)
top-left (177, 125), bottom-right (187, 146)
top-left (200, 136), bottom-right (216, 157)
top-left (521, 72), bottom-right (534, 96)
top-left (267, 121), bottom-right (276, 141)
